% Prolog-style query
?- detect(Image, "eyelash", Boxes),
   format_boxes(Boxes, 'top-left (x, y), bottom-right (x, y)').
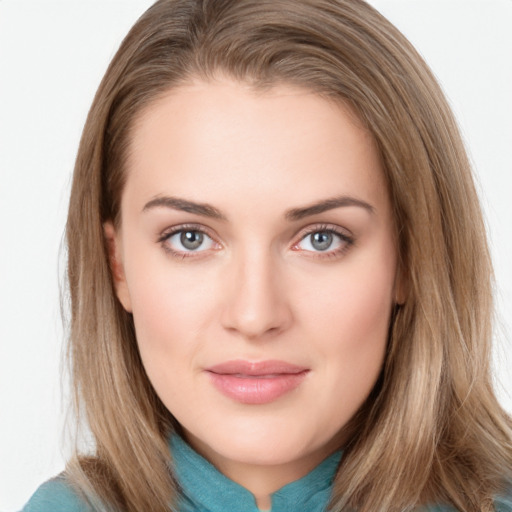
top-left (157, 223), bottom-right (219, 259)
top-left (157, 223), bottom-right (354, 260)
top-left (293, 224), bottom-right (354, 260)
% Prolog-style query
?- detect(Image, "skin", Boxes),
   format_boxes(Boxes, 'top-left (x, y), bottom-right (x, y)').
top-left (105, 78), bottom-right (402, 510)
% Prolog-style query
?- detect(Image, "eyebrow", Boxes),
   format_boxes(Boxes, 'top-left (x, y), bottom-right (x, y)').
top-left (142, 194), bottom-right (374, 221)
top-left (142, 196), bottom-right (227, 220)
top-left (284, 196), bottom-right (374, 221)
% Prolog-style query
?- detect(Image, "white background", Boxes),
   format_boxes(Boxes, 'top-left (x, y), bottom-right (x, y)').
top-left (0, 1), bottom-right (511, 510)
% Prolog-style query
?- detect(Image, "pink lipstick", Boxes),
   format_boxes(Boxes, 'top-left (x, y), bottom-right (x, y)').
top-left (205, 360), bottom-right (309, 404)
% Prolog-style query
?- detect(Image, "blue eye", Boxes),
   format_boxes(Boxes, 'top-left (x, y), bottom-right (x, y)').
top-left (309, 232), bottom-right (335, 251)
top-left (163, 229), bottom-right (217, 253)
top-left (296, 229), bottom-right (351, 254)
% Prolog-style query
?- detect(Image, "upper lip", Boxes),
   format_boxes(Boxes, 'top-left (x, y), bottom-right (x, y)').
top-left (206, 360), bottom-right (309, 376)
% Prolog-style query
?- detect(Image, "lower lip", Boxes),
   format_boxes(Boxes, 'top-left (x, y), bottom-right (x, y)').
top-left (206, 371), bottom-right (309, 404)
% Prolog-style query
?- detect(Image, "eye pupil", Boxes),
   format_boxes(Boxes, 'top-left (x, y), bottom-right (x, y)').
top-left (311, 231), bottom-right (333, 251)
top-left (180, 231), bottom-right (203, 250)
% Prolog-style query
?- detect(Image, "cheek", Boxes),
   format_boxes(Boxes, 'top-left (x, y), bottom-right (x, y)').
top-left (130, 275), bottom-right (209, 340)
top-left (122, 250), bottom-right (219, 386)
top-left (302, 255), bottom-right (394, 346)
top-left (297, 252), bottom-right (395, 408)
top-left (126, 276), bottom-right (208, 420)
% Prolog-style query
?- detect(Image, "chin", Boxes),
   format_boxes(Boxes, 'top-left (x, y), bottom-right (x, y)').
top-left (185, 415), bottom-right (337, 468)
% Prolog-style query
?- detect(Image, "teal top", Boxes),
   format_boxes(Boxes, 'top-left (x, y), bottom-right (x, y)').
top-left (170, 435), bottom-right (341, 512)
top-left (20, 436), bottom-right (512, 512)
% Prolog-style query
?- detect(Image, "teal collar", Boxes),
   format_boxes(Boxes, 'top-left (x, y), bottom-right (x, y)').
top-left (170, 435), bottom-right (342, 512)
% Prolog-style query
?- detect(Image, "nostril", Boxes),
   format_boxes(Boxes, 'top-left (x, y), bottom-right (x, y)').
top-left (220, 287), bottom-right (292, 340)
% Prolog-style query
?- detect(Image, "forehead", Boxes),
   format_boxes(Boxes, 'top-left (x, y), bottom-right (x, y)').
top-left (124, 78), bottom-right (388, 217)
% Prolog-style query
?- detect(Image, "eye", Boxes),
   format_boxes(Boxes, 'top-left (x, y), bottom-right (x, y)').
top-left (302, 231), bottom-right (337, 252)
top-left (293, 226), bottom-right (353, 257)
top-left (159, 226), bottom-right (219, 256)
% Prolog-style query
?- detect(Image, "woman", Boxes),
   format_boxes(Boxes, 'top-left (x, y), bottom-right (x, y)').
top-left (22, 0), bottom-right (512, 511)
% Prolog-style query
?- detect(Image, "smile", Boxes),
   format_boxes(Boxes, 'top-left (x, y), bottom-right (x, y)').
top-left (205, 360), bottom-right (310, 405)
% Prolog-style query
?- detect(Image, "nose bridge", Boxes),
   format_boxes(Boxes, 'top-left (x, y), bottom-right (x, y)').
top-left (221, 244), bottom-right (291, 339)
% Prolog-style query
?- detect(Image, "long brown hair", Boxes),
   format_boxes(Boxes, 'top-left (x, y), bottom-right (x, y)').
top-left (65, 1), bottom-right (512, 510)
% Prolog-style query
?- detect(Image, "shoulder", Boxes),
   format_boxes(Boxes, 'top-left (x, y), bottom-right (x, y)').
top-left (494, 487), bottom-right (512, 512)
top-left (422, 486), bottom-right (512, 512)
top-left (21, 475), bottom-right (92, 512)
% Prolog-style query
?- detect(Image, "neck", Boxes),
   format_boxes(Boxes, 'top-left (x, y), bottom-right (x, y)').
top-left (184, 431), bottom-right (344, 510)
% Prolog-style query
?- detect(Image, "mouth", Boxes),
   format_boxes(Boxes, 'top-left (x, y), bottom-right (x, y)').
top-left (205, 360), bottom-right (310, 404)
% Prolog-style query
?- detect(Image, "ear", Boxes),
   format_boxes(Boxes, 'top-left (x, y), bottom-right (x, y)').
top-left (103, 221), bottom-right (132, 313)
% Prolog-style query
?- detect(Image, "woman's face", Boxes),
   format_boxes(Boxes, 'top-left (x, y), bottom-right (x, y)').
top-left (107, 78), bottom-right (400, 479)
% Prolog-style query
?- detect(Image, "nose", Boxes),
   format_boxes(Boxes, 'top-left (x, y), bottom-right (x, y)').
top-left (221, 248), bottom-right (293, 340)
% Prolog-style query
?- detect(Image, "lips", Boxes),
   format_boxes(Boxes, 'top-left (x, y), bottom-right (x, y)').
top-left (205, 360), bottom-right (309, 404)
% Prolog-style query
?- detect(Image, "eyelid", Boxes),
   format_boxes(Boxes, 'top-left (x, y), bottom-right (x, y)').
top-left (156, 222), bottom-right (354, 259)
top-left (292, 223), bottom-right (353, 242)
top-left (291, 223), bottom-right (354, 257)
top-left (157, 223), bottom-right (222, 257)
top-left (157, 222), bottom-right (214, 241)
